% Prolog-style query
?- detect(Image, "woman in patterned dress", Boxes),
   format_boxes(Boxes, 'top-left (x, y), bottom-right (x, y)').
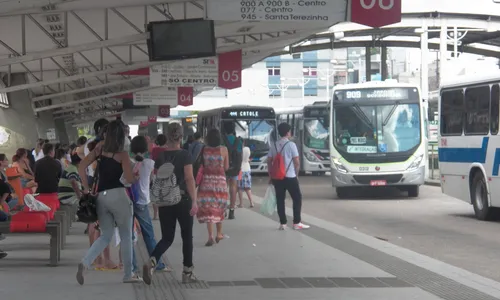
top-left (197, 129), bottom-right (229, 246)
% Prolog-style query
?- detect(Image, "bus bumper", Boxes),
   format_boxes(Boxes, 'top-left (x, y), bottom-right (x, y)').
top-left (331, 166), bottom-right (425, 188)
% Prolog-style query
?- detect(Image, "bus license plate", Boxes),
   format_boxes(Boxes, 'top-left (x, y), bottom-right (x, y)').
top-left (370, 180), bottom-right (387, 186)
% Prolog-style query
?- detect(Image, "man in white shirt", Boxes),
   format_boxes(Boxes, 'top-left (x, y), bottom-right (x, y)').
top-left (267, 123), bottom-right (310, 230)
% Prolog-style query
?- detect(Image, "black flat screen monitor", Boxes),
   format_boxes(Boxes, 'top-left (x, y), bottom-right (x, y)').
top-left (147, 19), bottom-right (216, 62)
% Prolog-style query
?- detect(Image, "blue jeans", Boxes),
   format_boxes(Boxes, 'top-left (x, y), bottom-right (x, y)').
top-left (132, 203), bottom-right (166, 272)
top-left (81, 188), bottom-right (134, 280)
top-left (0, 210), bottom-right (7, 222)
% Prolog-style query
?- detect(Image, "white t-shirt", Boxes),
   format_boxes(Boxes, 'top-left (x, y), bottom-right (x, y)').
top-left (84, 138), bottom-right (95, 177)
top-left (241, 146), bottom-right (251, 172)
top-left (267, 138), bottom-right (299, 178)
top-left (32, 149), bottom-right (44, 161)
top-left (135, 158), bottom-right (155, 205)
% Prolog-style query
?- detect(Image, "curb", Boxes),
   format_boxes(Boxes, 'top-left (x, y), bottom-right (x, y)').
top-left (425, 180), bottom-right (441, 187)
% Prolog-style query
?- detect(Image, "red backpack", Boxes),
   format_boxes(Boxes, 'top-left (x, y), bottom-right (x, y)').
top-left (270, 141), bottom-right (292, 180)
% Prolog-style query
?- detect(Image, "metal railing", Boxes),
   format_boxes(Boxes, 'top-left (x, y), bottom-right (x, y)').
top-left (428, 142), bottom-right (440, 181)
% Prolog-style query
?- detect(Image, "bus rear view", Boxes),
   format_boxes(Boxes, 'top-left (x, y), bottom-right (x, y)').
top-left (330, 82), bottom-right (426, 198)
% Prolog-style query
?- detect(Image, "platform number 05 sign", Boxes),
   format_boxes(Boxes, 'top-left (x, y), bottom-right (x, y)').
top-left (218, 50), bottom-right (242, 90)
top-left (350, 0), bottom-right (402, 28)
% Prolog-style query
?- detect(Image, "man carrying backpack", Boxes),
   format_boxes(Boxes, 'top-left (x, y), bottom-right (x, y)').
top-left (267, 123), bottom-right (309, 230)
top-left (222, 122), bottom-right (243, 220)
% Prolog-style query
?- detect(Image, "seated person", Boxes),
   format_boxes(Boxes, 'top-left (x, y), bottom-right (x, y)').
top-left (0, 154), bottom-right (18, 211)
top-left (12, 148), bottom-right (37, 190)
top-left (58, 153), bottom-right (82, 206)
top-left (34, 143), bottom-right (61, 194)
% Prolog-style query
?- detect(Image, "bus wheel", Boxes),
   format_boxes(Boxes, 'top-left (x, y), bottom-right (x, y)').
top-left (336, 187), bottom-right (349, 199)
top-left (407, 186), bottom-right (419, 198)
top-left (471, 173), bottom-right (495, 221)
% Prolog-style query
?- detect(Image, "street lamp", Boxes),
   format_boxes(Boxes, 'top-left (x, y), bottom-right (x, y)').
top-left (319, 59), bottom-right (337, 101)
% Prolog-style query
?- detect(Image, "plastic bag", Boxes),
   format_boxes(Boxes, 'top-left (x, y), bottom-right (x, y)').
top-left (260, 185), bottom-right (276, 216)
top-left (24, 194), bottom-right (51, 212)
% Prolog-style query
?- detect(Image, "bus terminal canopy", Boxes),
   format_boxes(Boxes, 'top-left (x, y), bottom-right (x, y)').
top-left (276, 11), bottom-right (500, 59)
top-left (0, 0), bottom-right (349, 123)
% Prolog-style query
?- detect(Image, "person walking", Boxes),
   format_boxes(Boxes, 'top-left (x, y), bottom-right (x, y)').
top-left (76, 120), bottom-right (141, 284)
top-left (222, 122), bottom-right (242, 220)
top-left (267, 123), bottom-right (310, 231)
top-left (196, 128), bottom-right (229, 246)
top-left (143, 123), bottom-right (198, 285)
top-left (237, 144), bottom-right (253, 208)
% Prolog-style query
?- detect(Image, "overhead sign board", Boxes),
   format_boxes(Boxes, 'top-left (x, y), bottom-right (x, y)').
top-left (206, 0), bottom-right (342, 22)
top-left (350, 0), bottom-right (402, 28)
top-left (150, 57), bottom-right (218, 87)
top-left (133, 87), bottom-right (178, 105)
top-left (150, 51), bottom-right (243, 90)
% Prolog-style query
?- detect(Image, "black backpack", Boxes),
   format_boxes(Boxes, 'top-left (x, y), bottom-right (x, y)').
top-left (224, 136), bottom-right (242, 177)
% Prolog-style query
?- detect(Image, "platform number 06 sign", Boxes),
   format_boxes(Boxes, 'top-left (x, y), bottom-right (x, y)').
top-left (350, 0), bottom-right (402, 28)
top-left (218, 50), bottom-right (242, 90)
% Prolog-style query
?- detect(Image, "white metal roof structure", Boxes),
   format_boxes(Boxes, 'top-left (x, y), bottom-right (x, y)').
top-left (276, 1), bottom-right (500, 58)
top-left (0, 0), bottom-right (348, 124)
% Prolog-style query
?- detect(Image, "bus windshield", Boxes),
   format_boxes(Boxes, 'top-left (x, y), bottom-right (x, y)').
top-left (234, 120), bottom-right (275, 154)
top-left (304, 118), bottom-right (329, 150)
top-left (334, 103), bottom-right (421, 154)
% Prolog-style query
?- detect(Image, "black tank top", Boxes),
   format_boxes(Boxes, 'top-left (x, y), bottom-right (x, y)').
top-left (97, 155), bottom-right (123, 192)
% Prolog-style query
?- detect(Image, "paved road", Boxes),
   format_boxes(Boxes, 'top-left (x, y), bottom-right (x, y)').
top-left (249, 175), bottom-right (500, 282)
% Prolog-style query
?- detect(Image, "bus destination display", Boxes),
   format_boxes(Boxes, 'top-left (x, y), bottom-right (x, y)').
top-left (304, 107), bottom-right (328, 118)
top-left (221, 109), bottom-right (275, 119)
top-left (335, 88), bottom-right (418, 101)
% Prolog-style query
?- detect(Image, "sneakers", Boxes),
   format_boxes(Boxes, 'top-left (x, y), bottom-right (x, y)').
top-left (182, 266), bottom-right (198, 283)
top-left (76, 263), bottom-right (86, 285)
top-left (123, 274), bottom-right (143, 283)
top-left (143, 257), bottom-right (157, 285)
top-left (293, 222), bottom-right (310, 230)
top-left (278, 224), bottom-right (287, 230)
top-left (0, 250), bottom-right (7, 259)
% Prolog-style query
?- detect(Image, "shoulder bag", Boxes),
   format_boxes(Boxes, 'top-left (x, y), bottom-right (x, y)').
top-left (76, 150), bottom-right (101, 224)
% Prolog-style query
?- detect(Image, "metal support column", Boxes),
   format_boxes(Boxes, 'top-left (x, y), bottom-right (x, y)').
top-left (365, 47), bottom-right (371, 82)
top-left (421, 20), bottom-right (429, 105)
top-left (381, 47), bottom-right (388, 80)
top-left (440, 19), bottom-right (448, 85)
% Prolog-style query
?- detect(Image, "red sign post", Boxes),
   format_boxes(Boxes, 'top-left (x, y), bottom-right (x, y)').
top-left (139, 121), bottom-right (148, 127)
top-left (218, 50), bottom-right (242, 90)
top-left (148, 116), bottom-right (157, 124)
top-left (158, 105), bottom-right (171, 118)
top-left (350, 0), bottom-right (402, 28)
top-left (177, 87), bottom-right (194, 107)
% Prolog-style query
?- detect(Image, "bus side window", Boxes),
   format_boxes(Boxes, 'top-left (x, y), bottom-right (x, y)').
top-left (464, 86), bottom-right (490, 135)
top-left (491, 84), bottom-right (499, 135)
top-left (441, 89), bottom-right (464, 136)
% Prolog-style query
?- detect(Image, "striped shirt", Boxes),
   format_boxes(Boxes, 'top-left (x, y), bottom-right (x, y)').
top-left (58, 164), bottom-right (82, 203)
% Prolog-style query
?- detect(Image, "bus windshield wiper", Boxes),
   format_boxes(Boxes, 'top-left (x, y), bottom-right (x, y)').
top-left (352, 104), bottom-right (374, 130)
top-left (382, 101), bottom-right (400, 126)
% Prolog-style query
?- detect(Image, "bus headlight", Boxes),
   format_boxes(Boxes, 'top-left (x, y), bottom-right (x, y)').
top-left (407, 155), bottom-right (424, 172)
top-left (332, 158), bottom-right (348, 174)
top-left (305, 152), bottom-right (319, 162)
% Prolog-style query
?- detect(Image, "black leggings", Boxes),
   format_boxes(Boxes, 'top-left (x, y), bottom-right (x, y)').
top-left (273, 177), bottom-right (302, 225)
top-left (150, 198), bottom-right (193, 267)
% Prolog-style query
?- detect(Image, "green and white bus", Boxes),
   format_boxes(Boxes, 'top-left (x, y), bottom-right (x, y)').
top-left (330, 81), bottom-right (427, 198)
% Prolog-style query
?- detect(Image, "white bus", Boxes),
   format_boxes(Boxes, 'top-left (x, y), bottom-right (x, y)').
top-left (197, 105), bottom-right (276, 173)
top-left (438, 74), bottom-right (500, 220)
top-left (275, 102), bottom-right (330, 175)
top-left (330, 81), bottom-right (427, 198)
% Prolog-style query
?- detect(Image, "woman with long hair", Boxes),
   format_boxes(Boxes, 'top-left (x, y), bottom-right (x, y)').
top-left (12, 148), bottom-right (37, 190)
top-left (76, 120), bottom-right (141, 284)
top-left (196, 128), bottom-right (229, 246)
top-left (143, 123), bottom-right (198, 285)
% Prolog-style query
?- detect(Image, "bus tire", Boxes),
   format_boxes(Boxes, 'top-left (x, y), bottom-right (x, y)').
top-left (407, 186), bottom-right (419, 198)
top-left (336, 187), bottom-right (349, 199)
top-left (471, 172), bottom-right (495, 221)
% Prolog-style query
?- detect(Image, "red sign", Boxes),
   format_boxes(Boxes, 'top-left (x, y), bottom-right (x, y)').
top-left (177, 87), bottom-right (194, 107)
top-left (148, 116), bottom-right (157, 123)
top-left (158, 105), bottom-right (171, 118)
top-left (218, 50), bottom-right (242, 90)
top-left (350, 0), bottom-right (402, 28)
top-left (139, 121), bottom-right (148, 127)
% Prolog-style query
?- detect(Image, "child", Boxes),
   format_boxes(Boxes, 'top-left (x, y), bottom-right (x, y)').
top-left (237, 145), bottom-right (253, 208)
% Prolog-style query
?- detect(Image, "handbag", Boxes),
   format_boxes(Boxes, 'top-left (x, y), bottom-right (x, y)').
top-left (77, 150), bottom-right (101, 224)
